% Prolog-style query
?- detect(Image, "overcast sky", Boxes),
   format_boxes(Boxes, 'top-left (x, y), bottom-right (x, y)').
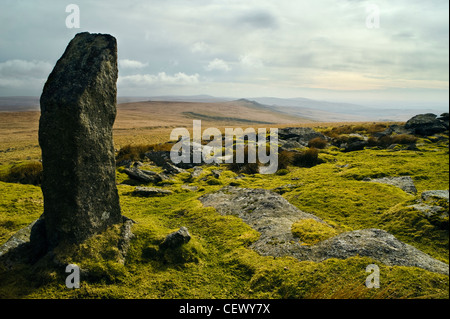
top-left (0, 0), bottom-right (448, 108)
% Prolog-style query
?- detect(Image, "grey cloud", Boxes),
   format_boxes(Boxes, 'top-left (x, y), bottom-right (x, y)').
top-left (235, 10), bottom-right (279, 29)
top-left (0, 59), bottom-right (52, 93)
top-left (0, 0), bottom-right (447, 106)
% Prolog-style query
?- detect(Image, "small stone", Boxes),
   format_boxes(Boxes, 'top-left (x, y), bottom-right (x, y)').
top-left (160, 227), bottom-right (191, 249)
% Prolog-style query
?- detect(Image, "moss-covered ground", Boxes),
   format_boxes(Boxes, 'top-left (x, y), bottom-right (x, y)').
top-left (0, 129), bottom-right (448, 299)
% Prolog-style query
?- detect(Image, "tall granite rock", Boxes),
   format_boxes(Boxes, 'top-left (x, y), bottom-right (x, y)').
top-left (38, 32), bottom-right (122, 249)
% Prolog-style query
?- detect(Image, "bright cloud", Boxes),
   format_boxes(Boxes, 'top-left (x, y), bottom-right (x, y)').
top-left (119, 72), bottom-right (200, 87)
top-left (119, 59), bottom-right (149, 69)
top-left (205, 58), bottom-right (231, 72)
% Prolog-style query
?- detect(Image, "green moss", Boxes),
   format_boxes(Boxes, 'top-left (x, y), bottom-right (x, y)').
top-left (1, 126), bottom-right (448, 299)
top-left (0, 181), bottom-right (43, 244)
top-left (291, 219), bottom-right (338, 244)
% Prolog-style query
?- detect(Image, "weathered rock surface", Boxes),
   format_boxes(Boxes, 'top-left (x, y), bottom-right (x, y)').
top-left (303, 229), bottom-right (449, 275)
top-left (199, 186), bottom-right (326, 257)
top-left (132, 186), bottom-right (172, 197)
top-left (199, 186), bottom-right (449, 275)
top-left (366, 176), bottom-right (417, 194)
top-left (38, 32), bottom-right (122, 248)
top-left (160, 227), bottom-right (191, 249)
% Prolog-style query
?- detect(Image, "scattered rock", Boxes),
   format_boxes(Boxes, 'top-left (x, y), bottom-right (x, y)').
top-left (124, 167), bottom-right (163, 183)
top-left (38, 32), bottom-right (122, 249)
top-left (278, 127), bottom-right (326, 147)
top-left (421, 190), bottom-right (449, 202)
top-left (132, 186), bottom-right (172, 197)
top-left (367, 176), bottom-right (417, 194)
top-left (160, 227), bottom-right (191, 249)
top-left (163, 162), bottom-right (186, 175)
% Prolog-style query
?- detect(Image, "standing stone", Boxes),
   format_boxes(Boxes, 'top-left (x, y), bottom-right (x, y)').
top-left (38, 32), bottom-right (122, 249)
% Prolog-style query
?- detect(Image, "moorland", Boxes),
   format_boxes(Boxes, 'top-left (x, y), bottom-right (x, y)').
top-left (0, 99), bottom-right (448, 299)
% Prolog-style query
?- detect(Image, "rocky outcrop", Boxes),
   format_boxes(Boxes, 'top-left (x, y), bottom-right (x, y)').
top-left (404, 113), bottom-right (448, 136)
top-left (373, 112), bottom-right (448, 138)
top-left (199, 186), bottom-right (449, 275)
top-left (38, 32), bottom-right (122, 249)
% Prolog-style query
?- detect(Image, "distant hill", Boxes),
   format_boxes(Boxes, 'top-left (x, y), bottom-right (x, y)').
top-left (114, 100), bottom-right (313, 131)
top-left (0, 97), bottom-right (39, 111)
top-left (251, 97), bottom-right (445, 122)
top-left (0, 95), bottom-right (445, 122)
